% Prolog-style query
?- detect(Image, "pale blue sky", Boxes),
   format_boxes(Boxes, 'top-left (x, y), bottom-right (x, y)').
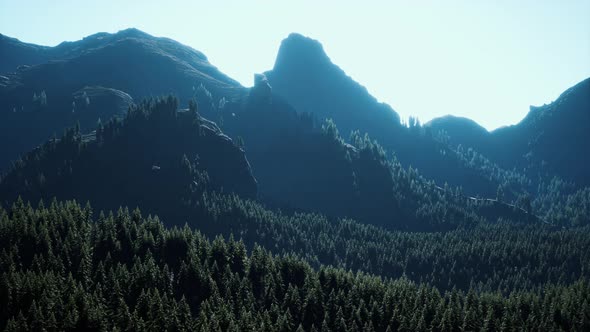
top-left (1, 0), bottom-right (589, 130)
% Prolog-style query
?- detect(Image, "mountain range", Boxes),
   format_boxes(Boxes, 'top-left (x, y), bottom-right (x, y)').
top-left (1, 28), bottom-right (588, 223)
top-left (0, 27), bottom-right (589, 331)
top-left (427, 78), bottom-right (590, 186)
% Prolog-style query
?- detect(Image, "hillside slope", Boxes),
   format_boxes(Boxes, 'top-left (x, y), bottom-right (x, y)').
top-left (427, 78), bottom-right (590, 186)
top-left (0, 96), bottom-right (257, 221)
top-left (0, 28), bottom-right (245, 170)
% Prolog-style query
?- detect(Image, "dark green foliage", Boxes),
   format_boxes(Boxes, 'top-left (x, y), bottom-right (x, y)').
top-left (0, 96), bottom-right (257, 222)
top-left (0, 200), bottom-right (588, 331)
top-left (1, 30), bottom-right (589, 332)
top-left (187, 192), bottom-right (590, 293)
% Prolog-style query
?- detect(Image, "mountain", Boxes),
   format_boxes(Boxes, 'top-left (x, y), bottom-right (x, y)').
top-left (0, 30), bottom-right (518, 202)
top-left (0, 29), bottom-right (157, 72)
top-left (0, 29), bottom-right (589, 331)
top-left (425, 115), bottom-right (490, 147)
top-left (0, 33), bottom-right (53, 73)
top-left (427, 78), bottom-right (590, 186)
top-left (0, 30), bottom-right (546, 228)
top-left (0, 28), bottom-right (241, 90)
top-left (0, 96), bottom-right (257, 221)
top-left (264, 33), bottom-right (518, 198)
top-left (0, 28), bottom-right (245, 170)
top-left (3, 90), bottom-right (541, 232)
top-left (264, 33), bottom-right (402, 142)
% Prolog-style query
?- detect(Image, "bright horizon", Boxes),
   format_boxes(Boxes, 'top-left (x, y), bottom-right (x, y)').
top-left (1, 0), bottom-right (589, 131)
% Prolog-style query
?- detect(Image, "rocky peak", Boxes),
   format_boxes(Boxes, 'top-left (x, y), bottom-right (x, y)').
top-left (272, 33), bottom-right (332, 73)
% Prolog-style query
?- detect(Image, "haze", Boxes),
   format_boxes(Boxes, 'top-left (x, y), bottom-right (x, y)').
top-left (1, 0), bottom-right (589, 130)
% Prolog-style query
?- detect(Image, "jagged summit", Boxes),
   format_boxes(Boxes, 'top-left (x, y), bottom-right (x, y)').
top-left (272, 33), bottom-right (332, 71)
top-left (0, 28), bottom-right (216, 73)
top-left (265, 33), bottom-right (401, 145)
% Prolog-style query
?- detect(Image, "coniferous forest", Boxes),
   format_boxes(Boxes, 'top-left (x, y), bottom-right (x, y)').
top-left (0, 26), bottom-right (589, 331)
top-left (1, 200), bottom-right (589, 331)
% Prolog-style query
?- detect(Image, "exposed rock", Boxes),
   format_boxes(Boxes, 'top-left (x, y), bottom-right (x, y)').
top-left (249, 73), bottom-right (272, 104)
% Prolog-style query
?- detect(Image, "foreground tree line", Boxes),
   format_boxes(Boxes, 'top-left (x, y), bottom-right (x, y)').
top-left (0, 199), bottom-right (588, 331)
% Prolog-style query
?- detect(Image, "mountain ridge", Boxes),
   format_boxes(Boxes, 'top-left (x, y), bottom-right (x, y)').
top-left (1, 28), bottom-right (588, 223)
top-left (0, 28), bottom-right (248, 170)
top-left (428, 77), bottom-right (590, 186)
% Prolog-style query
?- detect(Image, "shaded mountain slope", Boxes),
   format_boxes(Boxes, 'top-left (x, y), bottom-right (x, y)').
top-left (0, 30), bottom-right (584, 228)
top-left (493, 78), bottom-right (590, 185)
top-left (201, 85), bottom-right (537, 230)
top-left (0, 28), bottom-right (245, 170)
top-left (0, 96), bottom-right (257, 222)
top-left (264, 33), bottom-right (402, 143)
top-left (426, 115), bottom-right (490, 148)
top-left (264, 33), bottom-right (518, 197)
top-left (0, 85), bottom-right (133, 172)
top-left (0, 33), bottom-right (53, 73)
top-left (1, 90), bottom-right (539, 231)
top-left (1, 28), bottom-right (240, 88)
top-left (428, 78), bottom-right (590, 186)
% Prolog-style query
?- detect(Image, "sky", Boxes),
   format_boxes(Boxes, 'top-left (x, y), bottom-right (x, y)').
top-left (1, 0), bottom-right (589, 130)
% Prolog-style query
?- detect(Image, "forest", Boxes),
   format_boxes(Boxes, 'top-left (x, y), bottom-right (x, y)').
top-left (0, 94), bottom-right (588, 331)
top-left (1, 200), bottom-right (588, 331)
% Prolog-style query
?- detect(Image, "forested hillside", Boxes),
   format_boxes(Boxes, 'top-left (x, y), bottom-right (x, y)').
top-left (0, 29), bottom-right (245, 170)
top-left (427, 78), bottom-right (590, 187)
top-left (0, 96), bottom-right (257, 222)
top-left (1, 28), bottom-right (589, 331)
top-left (1, 200), bottom-right (588, 331)
top-left (1, 94), bottom-right (543, 231)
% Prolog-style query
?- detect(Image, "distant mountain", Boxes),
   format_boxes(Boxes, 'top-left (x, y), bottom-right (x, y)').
top-left (426, 115), bottom-right (490, 148)
top-left (0, 29), bottom-right (584, 227)
top-left (0, 92), bottom-right (537, 231)
top-left (0, 28), bottom-right (245, 169)
top-left (0, 33), bottom-right (52, 73)
top-left (196, 80), bottom-right (538, 230)
top-left (264, 33), bottom-right (514, 197)
top-left (265, 33), bottom-right (402, 142)
top-left (0, 28), bottom-right (241, 92)
top-left (427, 78), bottom-right (590, 186)
top-left (0, 30), bottom-right (515, 200)
top-left (0, 29), bottom-right (157, 72)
